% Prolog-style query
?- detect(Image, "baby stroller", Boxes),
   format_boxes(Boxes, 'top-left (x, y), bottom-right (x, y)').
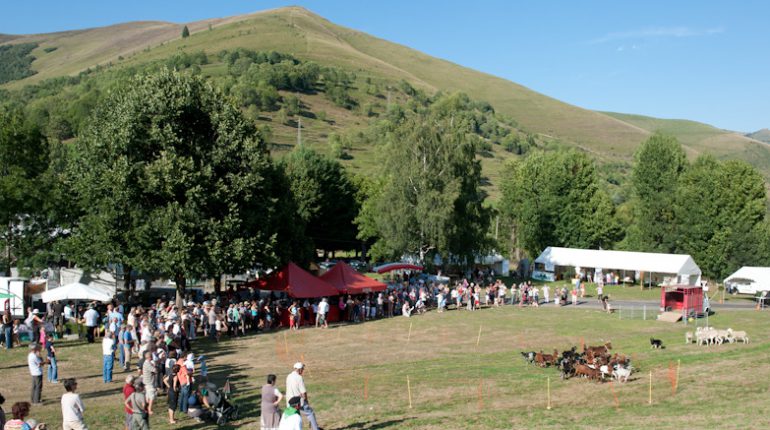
top-left (193, 381), bottom-right (240, 426)
top-left (211, 379), bottom-right (240, 425)
top-left (211, 386), bottom-right (239, 425)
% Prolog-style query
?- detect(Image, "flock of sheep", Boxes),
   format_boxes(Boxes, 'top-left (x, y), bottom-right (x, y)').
top-left (685, 327), bottom-right (749, 345)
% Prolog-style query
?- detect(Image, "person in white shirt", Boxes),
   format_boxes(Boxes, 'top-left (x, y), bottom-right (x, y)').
top-left (286, 362), bottom-right (320, 430)
top-left (61, 378), bottom-right (87, 430)
top-left (28, 343), bottom-right (43, 404)
top-left (316, 298), bottom-right (329, 329)
top-left (102, 332), bottom-right (115, 383)
top-left (83, 305), bottom-right (99, 343)
top-left (64, 303), bottom-right (74, 321)
top-left (278, 396), bottom-right (302, 430)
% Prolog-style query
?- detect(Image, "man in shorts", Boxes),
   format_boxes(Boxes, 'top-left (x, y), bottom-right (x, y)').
top-left (141, 351), bottom-right (156, 415)
top-left (316, 298), bottom-right (329, 329)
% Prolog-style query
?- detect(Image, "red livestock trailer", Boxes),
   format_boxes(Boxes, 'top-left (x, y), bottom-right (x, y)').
top-left (660, 285), bottom-right (704, 315)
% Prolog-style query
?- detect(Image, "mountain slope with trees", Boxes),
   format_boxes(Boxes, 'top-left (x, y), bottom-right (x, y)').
top-left (2, 6), bottom-right (768, 182)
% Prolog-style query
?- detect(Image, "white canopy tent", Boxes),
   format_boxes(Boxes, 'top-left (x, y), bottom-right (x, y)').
top-left (41, 282), bottom-right (113, 303)
top-left (724, 267), bottom-right (770, 295)
top-left (533, 247), bottom-right (702, 285)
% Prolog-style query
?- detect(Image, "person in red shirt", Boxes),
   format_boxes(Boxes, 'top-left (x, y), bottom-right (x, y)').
top-left (122, 375), bottom-right (135, 430)
top-left (176, 358), bottom-right (191, 414)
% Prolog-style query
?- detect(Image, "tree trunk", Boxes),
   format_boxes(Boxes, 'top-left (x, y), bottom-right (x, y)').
top-left (123, 265), bottom-right (132, 304)
top-left (5, 222), bottom-right (12, 276)
top-left (175, 273), bottom-right (186, 308)
top-left (213, 275), bottom-right (222, 296)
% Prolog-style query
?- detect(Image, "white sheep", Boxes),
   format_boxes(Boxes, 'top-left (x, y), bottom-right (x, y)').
top-left (727, 328), bottom-right (750, 344)
top-left (612, 364), bottom-right (632, 383)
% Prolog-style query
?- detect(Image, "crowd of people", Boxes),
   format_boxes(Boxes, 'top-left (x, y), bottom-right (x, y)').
top-left (0, 267), bottom-right (614, 430)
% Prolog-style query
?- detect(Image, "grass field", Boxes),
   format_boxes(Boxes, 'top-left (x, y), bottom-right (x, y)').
top-left (1, 304), bottom-right (768, 429)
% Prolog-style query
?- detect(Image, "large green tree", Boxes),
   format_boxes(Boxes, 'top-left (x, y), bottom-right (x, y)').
top-left (675, 156), bottom-right (770, 278)
top-left (360, 111), bottom-right (491, 264)
top-left (0, 108), bottom-right (59, 275)
top-left (499, 150), bottom-right (622, 257)
top-left (624, 134), bottom-right (687, 252)
top-left (67, 69), bottom-right (280, 304)
top-left (280, 145), bottom-right (359, 256)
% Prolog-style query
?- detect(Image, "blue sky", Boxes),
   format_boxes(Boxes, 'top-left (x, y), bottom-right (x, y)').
top-left (3, 1), bottom-right (768, 132)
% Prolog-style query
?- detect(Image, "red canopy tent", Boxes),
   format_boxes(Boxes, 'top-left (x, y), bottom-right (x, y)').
top-left (249, 262), bottom-right (339, 298)
top-left (320, 261), bottom-right (387, 294)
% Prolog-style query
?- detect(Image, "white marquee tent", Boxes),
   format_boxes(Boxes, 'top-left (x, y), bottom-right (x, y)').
top-left (533, 247), bottom-right (702, 285)
top-left (723, 267), bottom-right (770, 295)
top-left (42, 282), bottom-right (113, 303)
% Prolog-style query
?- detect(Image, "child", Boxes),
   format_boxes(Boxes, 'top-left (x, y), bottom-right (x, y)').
top-left (214, 317), bottom-right (223, 342)
top-left (12, 319), bottom-right (21, 347)
top-left (45, 334), bottom-right (58, 384)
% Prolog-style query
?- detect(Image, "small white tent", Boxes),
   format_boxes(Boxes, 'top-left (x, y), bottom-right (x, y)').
top-left (724, 267), bottom-right (770, 295)
top-left (41, 282), bottom-right (113, 303)
top-left (533, 247), bottom-right (702, 285)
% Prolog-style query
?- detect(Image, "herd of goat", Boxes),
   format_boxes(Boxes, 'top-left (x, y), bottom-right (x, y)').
top-left (521, 342), bottom-right (634, 383)
top-left (685, 327), bottom-right (749, 345)
top-left (521, 328), bottom-right (750, 383)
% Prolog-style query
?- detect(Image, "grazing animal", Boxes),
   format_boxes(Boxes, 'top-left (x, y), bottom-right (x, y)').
top-left (584, 341), bottom-right (612, 357)
top-left (685, 331), bottom-right (693, 344)
top-left (650, 337), bottom-right (664, 349)
top-left (575, 364), bottom-right (601, 381)
top-left (612, 365), bottom-right (632, 383)
top-left (728, 329), bottom-right (750, 344)
top-left (715, 329), bottom-right (730, 344)
top-left (558, 358), bottom-right (576, 379)
top-left (521, 351), bottom-right (536, 364)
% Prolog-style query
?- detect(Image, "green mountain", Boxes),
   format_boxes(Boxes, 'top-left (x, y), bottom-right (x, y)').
top-left (747, 129), bottom-right (770, 144)
top-left (2, 6), bottom-right (768, 187)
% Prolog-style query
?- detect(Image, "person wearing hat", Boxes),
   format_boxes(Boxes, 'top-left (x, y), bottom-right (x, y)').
top-left (285, 363), bottom-right (321, 430)
top-left (28, 343), bottom-right (43, 404)
top-left (82, 305), bottom-right (99, 344)
top-left (277, 396), bottom-right (302, 430)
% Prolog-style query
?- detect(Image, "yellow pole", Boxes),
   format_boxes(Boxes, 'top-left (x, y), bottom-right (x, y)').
top-left (476, 325), bottom-right (482, 347)
top-left (648, 370), bottom-right (653, 405)
top-left (546, 376), bottom-right (551, 410)
top-left (407, 321), bottom-right (413, 343)
top-left (407, 375), bottom-right (413, 408)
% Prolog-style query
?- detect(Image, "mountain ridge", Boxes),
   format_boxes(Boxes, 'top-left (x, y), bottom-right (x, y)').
top-left (2, 5), bottom-right (769, 180)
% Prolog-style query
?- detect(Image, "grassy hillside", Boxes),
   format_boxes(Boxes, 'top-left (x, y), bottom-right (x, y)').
top-left (2, 6), bottom-right (769, 183)
top-left (604, 112), bottom-right (770, 172)
top-left (747, 128), bottom-right (770, 144)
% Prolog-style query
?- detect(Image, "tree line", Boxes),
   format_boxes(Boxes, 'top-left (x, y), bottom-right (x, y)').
top-left (1, 57), bottom-right (768, 305)
top-left (500, 134), bottom-right (770, 280)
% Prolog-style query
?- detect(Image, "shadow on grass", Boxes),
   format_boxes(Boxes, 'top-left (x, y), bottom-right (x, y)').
top-left (335, 418), bottom-right (410, 430)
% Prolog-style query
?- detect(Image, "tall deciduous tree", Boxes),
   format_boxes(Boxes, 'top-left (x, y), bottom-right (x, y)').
top-left (68, 69), bottom-right (279, 305)
top-left (624, 134), bottom-right (687, 252)
top-left (675, 156), bottom-right (770, 278)
top-left (0, 108), bottom-right (70, 275)
top-left (362, 112), bottom-right (491, 264)
top-left (280, 145), bottom-right (359, 256)
top-left (499, 150), bottom-right (621, 258)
